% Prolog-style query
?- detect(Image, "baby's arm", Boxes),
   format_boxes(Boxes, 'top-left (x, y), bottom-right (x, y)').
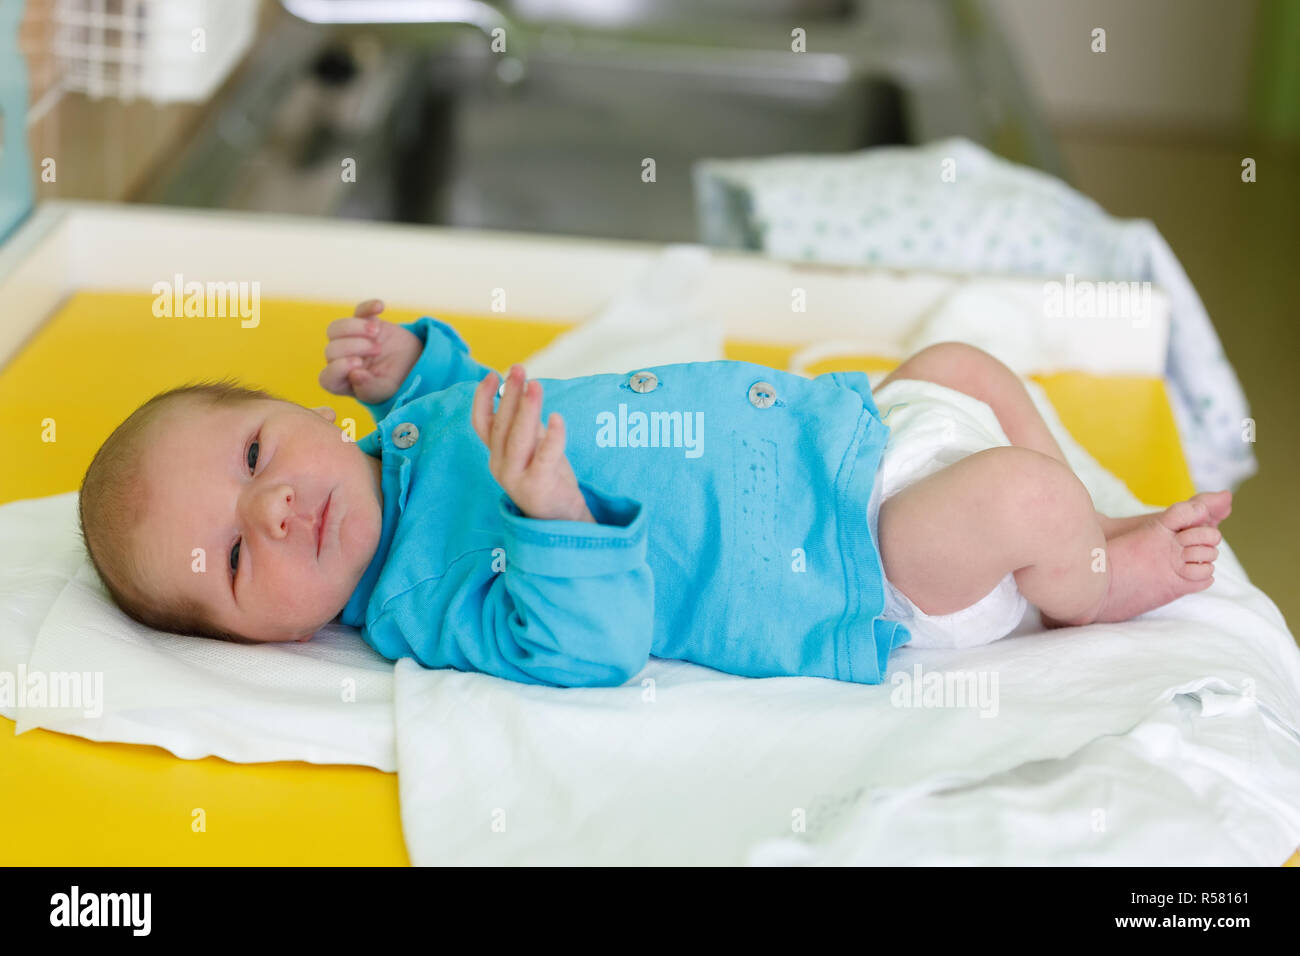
top-left (321, 299), bottom-right (495, 422)
top-left (367, 480), bottom-right (653, 687)
top-left (366, 363), bottom-right (653, 686)
top-left (471, 362), bottom-right (594, 523)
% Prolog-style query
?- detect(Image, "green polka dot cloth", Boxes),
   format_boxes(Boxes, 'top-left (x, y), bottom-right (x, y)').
top-left (692, 137), bottom-right (1255, 492)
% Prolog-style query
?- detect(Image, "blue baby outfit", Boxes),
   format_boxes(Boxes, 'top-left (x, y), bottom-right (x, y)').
top-left (339, 316), bottom-right (910, 687)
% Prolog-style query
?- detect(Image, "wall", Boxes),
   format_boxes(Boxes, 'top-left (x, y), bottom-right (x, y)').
top-left (990, 0), bottom-right (1259, 136)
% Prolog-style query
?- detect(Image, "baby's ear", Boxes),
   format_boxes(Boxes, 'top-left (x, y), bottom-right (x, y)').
top-left (310, 405), bottom-right (337, 424)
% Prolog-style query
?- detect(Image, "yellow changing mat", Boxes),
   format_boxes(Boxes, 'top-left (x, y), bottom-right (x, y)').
top-left (3, 291), bottom-right (1257, 866)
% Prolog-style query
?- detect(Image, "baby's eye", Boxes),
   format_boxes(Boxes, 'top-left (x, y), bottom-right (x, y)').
top-left (231, 436), bottom-right (259, 578)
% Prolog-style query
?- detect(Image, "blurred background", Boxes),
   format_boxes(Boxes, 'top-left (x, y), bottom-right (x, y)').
top-left (9, 0), bottom-right (1299, 622)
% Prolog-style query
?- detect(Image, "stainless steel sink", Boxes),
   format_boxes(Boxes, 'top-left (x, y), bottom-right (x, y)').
top-left (139, 0), bottom-right (1061, 242)
top-left (420, 43), bottom-right (905, 240)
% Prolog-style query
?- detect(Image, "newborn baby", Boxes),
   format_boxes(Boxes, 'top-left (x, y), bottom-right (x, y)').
top-left (78, 299), bottom-right (1231, 686)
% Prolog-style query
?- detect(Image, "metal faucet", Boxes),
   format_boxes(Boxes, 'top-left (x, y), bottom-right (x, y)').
top-left (278, 0), bottom-right (526, 84)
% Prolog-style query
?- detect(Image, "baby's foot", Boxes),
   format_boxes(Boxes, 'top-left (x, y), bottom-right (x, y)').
top-left (1195, 490), bottom-right (1233, 528)
top-left (1097, 490), bottom-right (1232, 539)
top-left (1093, 497), bottom-right (1222, 623)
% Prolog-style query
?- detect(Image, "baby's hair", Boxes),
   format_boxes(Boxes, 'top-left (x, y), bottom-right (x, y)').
top-left (78, 378), bottom-right (287, 644)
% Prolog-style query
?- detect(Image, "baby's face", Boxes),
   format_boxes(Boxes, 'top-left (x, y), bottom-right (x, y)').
top-left (135, 398), bottom-right (385, 643)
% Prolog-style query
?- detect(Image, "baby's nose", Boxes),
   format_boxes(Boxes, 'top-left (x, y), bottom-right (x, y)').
top-left (260, 486), bottom-right (302, 538)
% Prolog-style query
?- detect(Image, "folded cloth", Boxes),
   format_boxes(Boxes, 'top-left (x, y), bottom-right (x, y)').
top-left (693, 137), bottom-right (1255, 493)
top-left (522, 244), bottom-right (722, 378)
top-left (0, 494), bottom-right (398, 769)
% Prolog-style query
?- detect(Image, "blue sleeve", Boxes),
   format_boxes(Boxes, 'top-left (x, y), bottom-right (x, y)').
top-left (370, 482), bottom-right (656, 688)
top-left (362, 315), bottom-right (496, 424)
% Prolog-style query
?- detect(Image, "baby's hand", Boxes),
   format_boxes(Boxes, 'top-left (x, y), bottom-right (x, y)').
top-left (471, 365), bottom-right (594, 523)
top-left (319, 299), bottom-right (423, 406)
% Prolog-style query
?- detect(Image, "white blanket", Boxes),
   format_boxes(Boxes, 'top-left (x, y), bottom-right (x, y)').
top-left (694, 137), bottom-right (1256, 493)
top-left (0, 497), bottom-right (398, 769)
top-left (4, 246), bottom-right (1296, 864)
top-left (0, 248), bottom-right (721, 767)
top-left (393, 251), bottom-right (1300, 865)
top-left (0, 247), bottom-right (721, 768)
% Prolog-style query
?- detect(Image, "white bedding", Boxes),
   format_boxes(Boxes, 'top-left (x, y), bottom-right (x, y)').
top-left (0, 247), bottom-right (718, 769)
top-left (3, 247), bottom-right (1297, 864)
top-left (392, 376), bottom-right (1300, 865)
top-left (0, 498), bottom-right (398, 769)
top-left (394, 249), bottom-right (1300, 864)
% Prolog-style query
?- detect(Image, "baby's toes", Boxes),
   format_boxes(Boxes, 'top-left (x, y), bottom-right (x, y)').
top-left (1179, 559), bottom-right (1215, 581)
top-left (1195, 490), bottom-right (1233, 526)
top-left (1161, 497), bottom-right (1210, 532)
top-left (1177, 525), bottom-right (1221, 548)
top-left (1176, 527), bottom-right (1219, 578)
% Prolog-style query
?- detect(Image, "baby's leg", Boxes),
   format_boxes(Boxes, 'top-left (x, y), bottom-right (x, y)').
top-left (877, 445), bottom-right (1218, 628)
top-left (877, 342), bottom-right (1069, 465)
top-left (878, 446), bottom-right (1107, 626)
top-left (877, 342), bottom-right (1234, 537)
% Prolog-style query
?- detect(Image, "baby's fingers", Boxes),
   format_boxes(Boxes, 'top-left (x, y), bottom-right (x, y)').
top-left (530, 412), bottom-right (567, 473)
top-left (471, 371), bottom-right (499, 447)
top-left (490, 365), bottom-right (525, 461)
top-left (325, 335), bottom-right (380, 363)
top-left (320, 354), bottom-right (370, 395)
top-left (325, 315), bottom-right (382, 344)
top-left (502, 380), bottom-right (542, 475)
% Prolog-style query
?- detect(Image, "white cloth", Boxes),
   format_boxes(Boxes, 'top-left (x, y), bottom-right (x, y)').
top-left (748, 683), bottom-right (1300, 865)
top-left (866, 378), bottom-right (1030, 649)
top-left (0, 497), bottom-right (398, 769)
top-left (521, 244), bottom-right (720, 378)
top-left (0, 245), bottom-right (723, 769)
top-left (3, 245), bottom-right (1296, 865)
top-left (394, 296), bottom-right (1300, 865)
top-left (396, 377), bottom-right (1300, 864)
top-left (693, 137), bottom-right (1255, 493)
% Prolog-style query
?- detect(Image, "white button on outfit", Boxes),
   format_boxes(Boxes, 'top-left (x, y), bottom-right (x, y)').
top-left (748, 381), bottom-right (777, 408)
top-left (629, 371), bottom-right (659, 393)
top-left (392, 422), bottom-right (420, 448)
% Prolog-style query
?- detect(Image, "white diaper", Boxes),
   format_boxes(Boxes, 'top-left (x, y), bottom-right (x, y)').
top-left (866, 378), bottom-right (1030, 649)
